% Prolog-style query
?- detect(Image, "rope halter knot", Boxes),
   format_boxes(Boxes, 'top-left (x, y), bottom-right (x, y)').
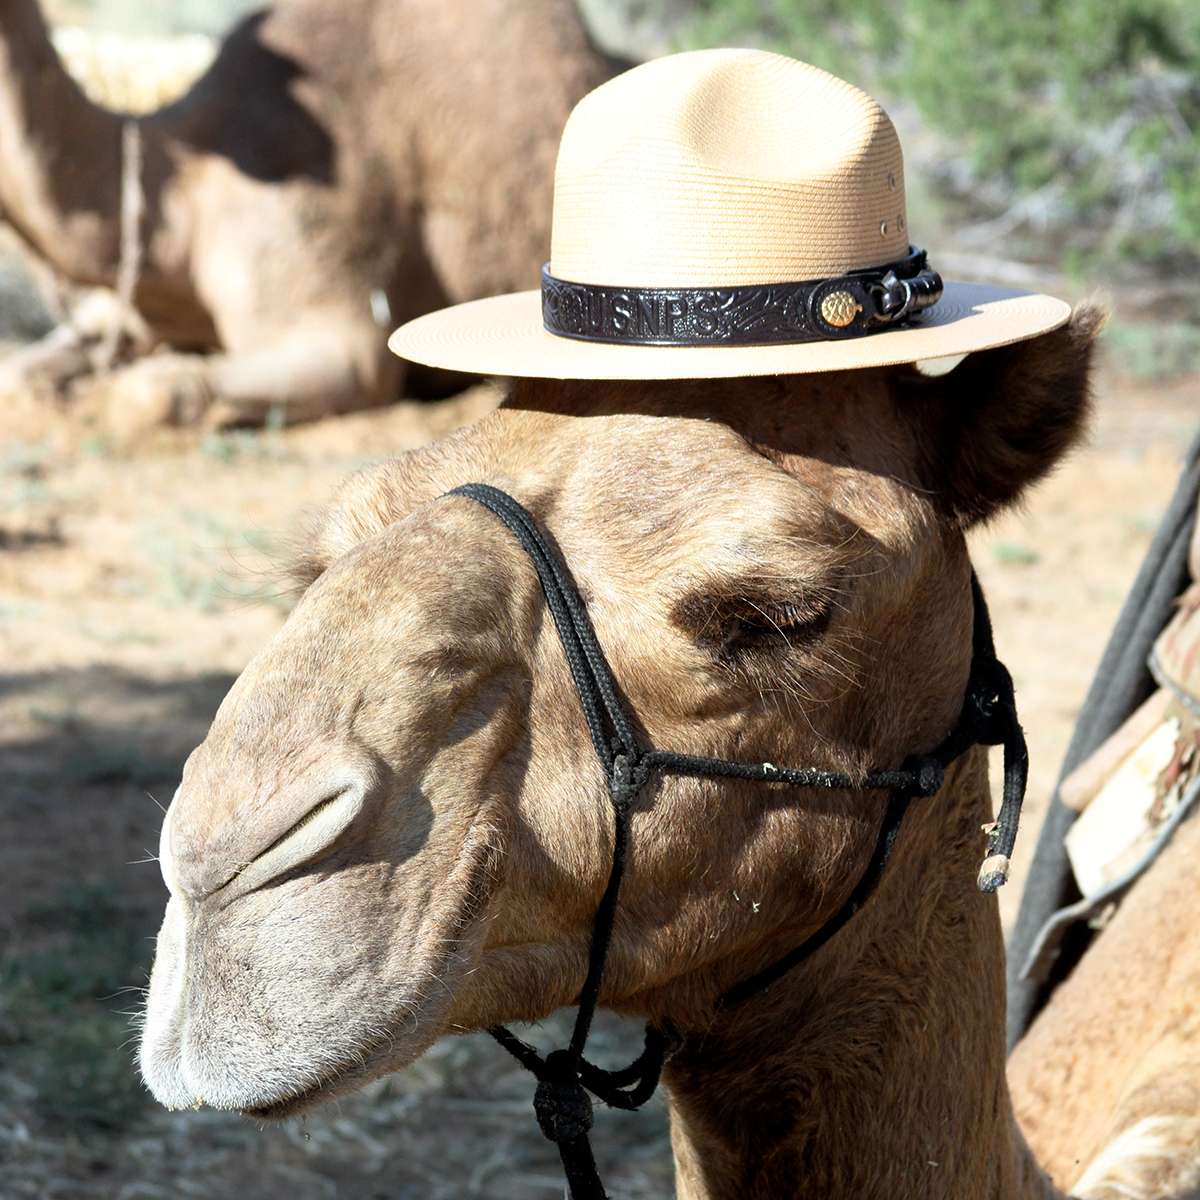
top-left (909, 754), bottom-right (946, 797)
top-left (533, 1050), bottom-right (595, 1144)
top-left (608, 751), bottom-right (649, 811)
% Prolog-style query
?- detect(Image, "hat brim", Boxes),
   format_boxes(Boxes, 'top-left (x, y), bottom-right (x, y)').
top-left (388, 282), bottom-right (1070, 381)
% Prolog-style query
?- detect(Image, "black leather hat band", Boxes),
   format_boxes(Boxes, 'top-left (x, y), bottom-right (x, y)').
top-left (541, 246), bottom-right (943, 347)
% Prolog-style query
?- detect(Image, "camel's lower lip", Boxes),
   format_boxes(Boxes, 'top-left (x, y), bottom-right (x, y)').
top-left (240, 1045), bottom-right (384, 1120)
top-left (245, 1092), bottom-right (323, 1120)
top-left (244, 1083), bottom-right (329, 1120)
top-left (243, 1067), bottom-right (361, 1119)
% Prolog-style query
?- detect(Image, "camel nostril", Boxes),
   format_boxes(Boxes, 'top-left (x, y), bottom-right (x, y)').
top-left (209, 782), bottom-right (368, 901)
top-left (259, 790), bottom-right (350, 857)
top-left (249, 785), bottom-right (365, 882)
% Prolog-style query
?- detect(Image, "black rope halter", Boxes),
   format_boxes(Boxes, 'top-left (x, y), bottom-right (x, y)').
top-left (448, 482), bottom-right (1028, 1200)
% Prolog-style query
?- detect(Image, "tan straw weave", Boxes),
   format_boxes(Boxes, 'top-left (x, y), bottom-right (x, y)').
top-left (390, 48), bottom-right (1069, 379)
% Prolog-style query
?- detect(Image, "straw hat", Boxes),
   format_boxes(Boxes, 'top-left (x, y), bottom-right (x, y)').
top-left (389, 49), bottom-right (1069, 380)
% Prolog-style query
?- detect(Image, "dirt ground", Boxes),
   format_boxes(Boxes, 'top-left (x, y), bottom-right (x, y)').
top-left (0, 353), bottom-right (1195, 1198)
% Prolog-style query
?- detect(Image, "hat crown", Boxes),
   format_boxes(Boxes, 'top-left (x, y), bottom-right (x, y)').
top-left (549, 49), bottom-right (908, 288)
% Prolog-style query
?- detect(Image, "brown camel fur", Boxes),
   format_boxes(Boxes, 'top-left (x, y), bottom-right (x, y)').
top-left (138, 305), bottom-right (1196, 1198)
top-left (1009, 808), bottom-right (1200, 1199)
top-left (0, 0), bottom-right (616, 425)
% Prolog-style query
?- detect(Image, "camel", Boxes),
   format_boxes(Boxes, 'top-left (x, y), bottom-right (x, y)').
top-left (1009, 768), bottom-right (1200, 1196)
top-left (0, 0), bottom-right (617, 425)
top-left (138, 303), bottom-right (1200, 1198)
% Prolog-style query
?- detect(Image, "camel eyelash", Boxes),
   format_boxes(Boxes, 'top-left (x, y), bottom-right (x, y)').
top-left (674, 589), bottom-right (834, 659)
top-left (725, 596), bottom-right (833, 650)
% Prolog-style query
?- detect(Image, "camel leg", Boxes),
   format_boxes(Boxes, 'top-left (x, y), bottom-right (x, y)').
top-left (76, 323), bottom-right (399, 433)
top-left (205, 328), bottom-right (399, 426)
top-left (0, 321), bottom-right (93, 395)
top-left (1072, 1032), bottom-right (1200, 1200)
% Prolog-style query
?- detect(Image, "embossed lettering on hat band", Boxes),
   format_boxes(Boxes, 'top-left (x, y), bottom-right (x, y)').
top-left (540, 248), bottom-right (944, 347)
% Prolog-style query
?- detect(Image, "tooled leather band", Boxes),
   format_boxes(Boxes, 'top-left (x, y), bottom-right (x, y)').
top-left (541, 246), bottom-right (943, 346)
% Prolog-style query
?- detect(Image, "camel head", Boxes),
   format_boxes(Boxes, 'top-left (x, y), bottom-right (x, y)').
top-left (140, 309), bottom-right (1101, 1117)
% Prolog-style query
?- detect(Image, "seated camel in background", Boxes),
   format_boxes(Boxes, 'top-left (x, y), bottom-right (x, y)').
top-left (0, 0), bottom-right (618, 425)
top-left (139, 302), bottom-right (1199, 1198)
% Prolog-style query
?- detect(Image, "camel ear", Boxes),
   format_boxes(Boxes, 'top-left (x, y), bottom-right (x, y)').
top-left (898, 304), bottom-right (1105, 527)
top-left (288, 460), bottom-right (412, 589)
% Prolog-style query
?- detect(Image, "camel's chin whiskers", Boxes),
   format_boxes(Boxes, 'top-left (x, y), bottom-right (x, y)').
top-left (241, 1045), bottom-right (396, 1120)
top-left (158, 1006), bottom-right (441, 1120)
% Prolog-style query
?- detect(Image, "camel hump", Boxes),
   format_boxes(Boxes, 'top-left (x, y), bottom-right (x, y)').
top-left (151, 0), bottom-right (613, 188)
top-left (152, 9), bottom-right (336, 184)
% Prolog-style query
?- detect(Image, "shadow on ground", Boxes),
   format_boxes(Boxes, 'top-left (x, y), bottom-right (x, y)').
top-left (0, 665), bottom-right (671, 1200)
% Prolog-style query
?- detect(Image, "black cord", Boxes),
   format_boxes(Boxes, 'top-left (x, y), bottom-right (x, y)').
top-left (451, 484), bottom-right (634, 771)
top-left (720, 787), bottom-right (915, 1008)
top-left (449, 484), bottom-right (1029, 1200)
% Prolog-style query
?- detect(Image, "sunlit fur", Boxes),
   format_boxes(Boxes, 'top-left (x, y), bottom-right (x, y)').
top-left (0, 0), bottom-right (614, 422)
top-left (1072, 1117), bottom-right (1200, 1200)
top-left (134, 309), bottom-right (1188, 1200)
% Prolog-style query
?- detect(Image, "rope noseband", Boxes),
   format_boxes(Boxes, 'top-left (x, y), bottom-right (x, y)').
top-left (448, 482), bottom-right (1028, 1200)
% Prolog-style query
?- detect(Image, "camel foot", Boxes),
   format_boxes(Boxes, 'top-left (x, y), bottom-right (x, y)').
top-left (73, 353), bottom-right (215, 439)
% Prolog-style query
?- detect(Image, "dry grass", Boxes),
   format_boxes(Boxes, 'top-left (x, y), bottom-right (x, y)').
top-left (0, 355), bottom-right (1194, 1196)
top-left (0, 1007), bottom-right (672, 1200)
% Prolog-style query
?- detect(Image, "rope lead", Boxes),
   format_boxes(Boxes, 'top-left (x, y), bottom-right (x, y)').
top-left (451, 483), bottom-right (1028, 1200)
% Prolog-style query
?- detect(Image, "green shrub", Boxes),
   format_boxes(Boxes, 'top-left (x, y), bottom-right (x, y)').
top-left (1, 881), bottom-right (153, 1132)
top-left (687, 0), bottom-right (1200, 267)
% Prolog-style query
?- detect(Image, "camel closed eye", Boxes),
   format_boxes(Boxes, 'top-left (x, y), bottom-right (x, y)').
top-left (728, 596), bottom-right (833, 647)
top-left (676, 589), bottom-right (833, 660)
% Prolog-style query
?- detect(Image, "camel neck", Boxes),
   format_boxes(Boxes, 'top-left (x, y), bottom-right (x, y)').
top-left (661, 754), bottom-right (1063, 1200)
top-left (0, 0), bottom-right (124, 281)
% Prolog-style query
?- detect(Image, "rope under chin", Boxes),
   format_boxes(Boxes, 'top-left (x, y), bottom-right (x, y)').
top-left (448, 482), bottom-right (1028, 1200)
